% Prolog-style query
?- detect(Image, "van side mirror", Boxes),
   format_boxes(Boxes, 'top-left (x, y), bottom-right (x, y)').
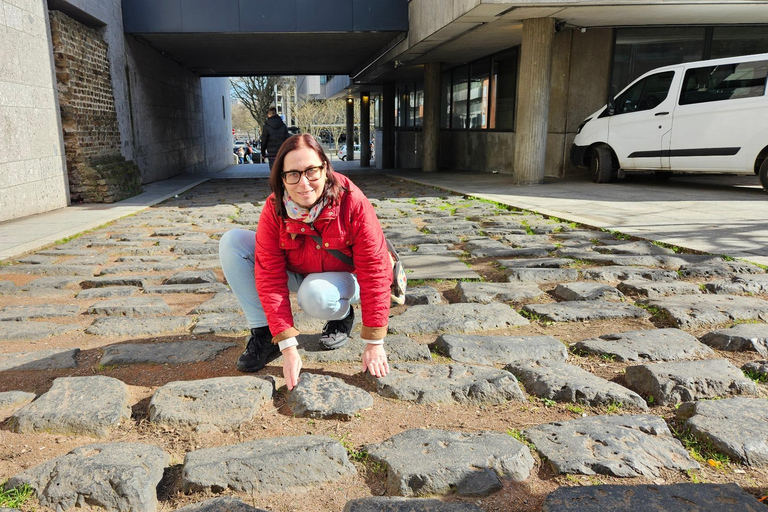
top-left (606, 85), bottom-right (618, 116)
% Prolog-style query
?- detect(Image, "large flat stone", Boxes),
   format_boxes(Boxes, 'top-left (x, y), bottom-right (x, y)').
top-left (506, 268), bottom-right (579, 283)
top-left (454, 281), bottom-right (543, 303)
top-left (299, 335), bottom-right (431, 363)
top-left (433, 334), bottom-right (567, 366)
top-left (0, 391), bottom-right (36, 409)
top-left (580, 266), bottom-right (679, 282)
top-left (143, 283), bottom-right (229, 294)
top-left (573, 328), bottom-right (714, 362)
top-left (522, 301), bottom-right (649, 323)
top-left (678, 397), bottom-right (768, 467)
top-left (640, 295), bottom-right (768, 329)
top-left (0, 304), bottom-right (80, 321)
top-left (365, 429), bottom-right (534, 497)
top-left (543, 483), bottom-right (765, 512)
top-left (287, 372), bottom-right (373, 420)
top-left (149, 376), bottom-right (273, 430)
top-left (679, 260), bottom-right (765, 278)
top-left (343, 497), bottom-right (483, 512)
top-left (6, 443), bottom-right (169, 512)
top-left (86, 316), bottom-right (194, 336)
top-left (496, 257), bottom-right (573, 268)
top-left (86, 297), bottom-right (171, 316)
top-left (399, 253), bottom-right (480, 280)
top-left (175, 498), bottom-right (270, 512)
top-left (192, 292), bottom-right (242, 313)
top-left (0, 264), bottom-right (95, 276)
top-left (100, 340), bottom-right (236, 366)
top-left (10, 376), bottom-right (131, 436)
top-left (700, 323), bottom-right (768, 357)
top-left (0, 322), bottom-right (80, 342)
top-left (524, 415), bottom-right (698, 477)
top-left (163, 270), bottom-right (218, 284)
top-left (0, 348), bottom-right (79, 371)
top-left (595, 241), bottom-right (674, 255)
top-left (191, 313), bottom-right (247, 334)
top-left (182, 436), bottom-right (356, 493)
top-left (616, 280), bottom-right (702, 298)
top-left (507, 361), bottom-right (647, 410)
top-left (366, 362), bottom-right (525, 405)
top-left (552, 282), bottom-right (625, 301)
top-left (388, 303), bottom-right (529, 335)
top-left (624, 359), bottom-right (759, 406)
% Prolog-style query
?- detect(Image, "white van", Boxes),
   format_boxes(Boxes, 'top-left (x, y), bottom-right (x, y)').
top-left (571, 53), bottom-right (768, 190)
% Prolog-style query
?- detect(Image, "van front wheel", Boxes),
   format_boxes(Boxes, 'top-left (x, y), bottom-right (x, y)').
top-left (591, 146), bottom-right (614, 183)
top-left (759, 159), bottom-right (768, 191)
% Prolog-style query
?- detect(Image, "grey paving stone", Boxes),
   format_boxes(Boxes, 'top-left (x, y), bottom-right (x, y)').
top-left (80, 276), bottom-right (151, 288)
top-left (0, 391), bottom-right (36, 409)
top-left (182, 435), bottom-right (356, 493)
top-left (624, 359), bottom-right (759, 406)
top-left (506, 361), bottom-right (647, 410)
top-left (0, 280), bottom-right (19, 295)
top-left (679, 260), bottom-right (765, 278)
top-left (0, 264), bottom-right (95, 276)
top-left (300, 335), bottom-right (431, 363)
top-left (149, 376), bottom-right (273, 431)
top-left (86, 316), bottom-right (194, 336)
top-left (19, 276), bottom-right (81, 290)
top-left (433, 334), bottom-right (567, 366)
top-left (175, 497), bottom-right (270, 512)
top-left (87, 297), bottom-right (172, 317)
top-left (366, 362), bottom-right (525, 405)
top-left (76, 286), bottom-right (139, 299)
top-left (413, 243), bottom-right (462, 255)
top-left (466, 239), bottom-right (547, 258)
top-left (594, 240), bottom-right (674, 255)
top-left (191, 313), bottom-right (247, 334)
top-left (0, 322), bottom-right (80, 342)
top-left (502, 234), bottom-right (552, 246)
top-left (173, 242), bottom-right (221, 255)
top-left (425, 221), bottom-right (479, 235)
top-left (700, 323), bottom-right (768, 357)
top-left (164, 270), bottom-right (218, 285)
top-left (553, 282), bottom-right (625, 301)
top-left (704, 274), bottom-right (768, 295)
top-left (343, 497), bottom-right (483, 512)
top-left (580, 266), bottom-right (679, 282)
top-left (0, 304), bottom-right (80, 321)
top-left (6, 442), bottom-right (168, 512)
top-left (742, 360), bottom-right (768, 378)
top-left (192, 292), bottom-right (242, 313)
top-left (98, 263), bottom-right (180, 275)
top-left (0, 348), bottom-right (80, 371)
top-left (287, 372), bottom-right (373, 420)
top-left (143, 283), bottom-right (229, 294)
top-left (9, 376), bottom-right (131, 436)
top-left (524, 415), bottom-right (699, 477)
top-left (388, 303), bottom-right (529, 335)
top-left (398, 253), bottom-right (480, 280)
top-left (100, 340), bottom-right (236, 366)
top-left (497, 257), bottom-right (573, 268)
top-left (65, 254), bottom-right (110, 266)
top-left (616, 280), bottom-right (702, 298)
top-left (365, 429), bottom-right (534, 497)
top-left (639, 295), bottom-right (768, 329)
top-left (404, 285), bottom-right (444, 305)
top-left (36, 248), bottom-right (98, 256)
top-left (522, 301), bottom-right (649, 323)
top-left (552, 229), bottom-right (614, 241)
top-left (506, 267), bottom-right (579, 283)
top-left (573, 328), bottom-right (714, 362)
top-left (542, 483), bottom-right (765, 512)
top-left (678, 397), bottom-right (768, 467)
top-left (454, 281), bottom-right (543, 303)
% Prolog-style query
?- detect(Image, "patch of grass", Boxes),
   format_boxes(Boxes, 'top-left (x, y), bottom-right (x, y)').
top-left (672, 426), bottom-right (731, 465)
top-left (744, 369), bottom-right (768, 383)
top-left (600, 353), bottom-right (616, 362)
top-left (539, 398), bottom-right (557, 407)
top-left (566, 404), bottom-right (585, 415)
top-left (507, 428), bottom-right (536, 451)
top-left (605, 401), bottom-right (623, 414)
top-left (569, 345), bottom-right (590, 357)
top-left (636, 303), bottom-right (668, 321)
top-left (0, 483), bottom-right (34, 508)
top-left (608, 230), bottom-right (631, 241)
top-left (721, 254), bottom-right (736, 261)
top-left (518, 309), bottom-right (554, 326)
top-left (685, 469), bottom-right (702, 483)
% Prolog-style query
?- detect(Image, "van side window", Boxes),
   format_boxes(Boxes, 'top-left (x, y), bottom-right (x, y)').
top-left (615, 71), bottom-right (675, 114)
top-left (680, 60), bottom-right (768, 105)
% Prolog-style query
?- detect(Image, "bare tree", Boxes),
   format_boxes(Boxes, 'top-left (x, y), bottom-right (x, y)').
top-left (230, 76), bottom-right (281, 127)
top-left (231, 102), bottom-right (258, 139)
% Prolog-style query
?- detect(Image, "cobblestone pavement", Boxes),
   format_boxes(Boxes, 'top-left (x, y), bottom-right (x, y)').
top-left (1, 175), bottom-right (767, 512)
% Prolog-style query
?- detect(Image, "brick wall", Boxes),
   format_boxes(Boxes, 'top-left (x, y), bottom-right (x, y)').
top-left (49, 10), bottom-right (140, 203)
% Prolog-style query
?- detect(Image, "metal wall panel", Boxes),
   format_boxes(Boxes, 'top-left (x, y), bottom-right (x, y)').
top-left (182, 0), bottom-right (239, 32)
top-left (239, 0), bottom-right (298, 32)
top-left (296, 0), bottom-right (352, 32)
top-left (122, 0), bottom-right (182, 32)
top-left (353, 0), bottom-right (408, 31)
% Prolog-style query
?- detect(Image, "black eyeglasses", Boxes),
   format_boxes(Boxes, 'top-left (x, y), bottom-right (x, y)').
top-left (282, 165), bottom-right (324, 185)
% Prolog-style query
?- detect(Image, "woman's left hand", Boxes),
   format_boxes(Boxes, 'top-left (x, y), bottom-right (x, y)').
top-left (362, 344), bottom-right (389, 378)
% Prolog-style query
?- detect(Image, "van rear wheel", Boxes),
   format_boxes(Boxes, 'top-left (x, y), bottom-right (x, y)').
top-left (759, 159), bottom-right (768, 191)
top-left (591, 146), bottom-right (615, 183)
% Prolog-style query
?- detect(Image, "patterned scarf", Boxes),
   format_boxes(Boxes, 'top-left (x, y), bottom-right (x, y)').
top-left (283, 190), bottom-right (328, 224)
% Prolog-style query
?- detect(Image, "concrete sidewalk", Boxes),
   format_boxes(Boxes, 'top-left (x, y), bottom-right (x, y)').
top-left (1, 162), bottom-right (767, 266)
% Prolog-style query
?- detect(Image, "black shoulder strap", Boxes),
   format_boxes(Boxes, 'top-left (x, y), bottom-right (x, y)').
top-left (311, 235), bottom-right (354, 266)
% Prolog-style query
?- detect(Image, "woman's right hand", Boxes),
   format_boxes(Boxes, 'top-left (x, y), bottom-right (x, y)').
top-left (281, 346), bottom-right (302, 390)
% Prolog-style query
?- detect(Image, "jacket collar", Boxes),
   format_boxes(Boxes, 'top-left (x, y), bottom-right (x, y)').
top-left (284, 203), bottom-right (338, 234)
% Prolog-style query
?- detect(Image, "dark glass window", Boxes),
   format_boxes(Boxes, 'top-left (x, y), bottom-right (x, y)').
top-left (451, 65), bottom-right (469, 130)
top-left (441, 70), bottom-right (451, 129)
top-left (469, 58), bottom-right (490, 129)
top-left (710, 27), bottom-right (768, 59)
top-left (490, 48), bottom-right (518, 130)
top-left (412, 87), bottom-right (424, 127)
top-left (680, 60), bottom-right (768, 105)
top-left (615, 71), bottom-right (674, 114)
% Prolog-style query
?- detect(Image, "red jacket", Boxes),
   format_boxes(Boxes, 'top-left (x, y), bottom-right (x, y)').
top-left (254, 174), bottom-right (391, 343)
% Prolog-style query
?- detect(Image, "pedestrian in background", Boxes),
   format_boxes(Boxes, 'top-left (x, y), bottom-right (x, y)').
top-left (218, 134), bottom-right (391, 390)
top-left (260, 107), bottom-right (289, 169)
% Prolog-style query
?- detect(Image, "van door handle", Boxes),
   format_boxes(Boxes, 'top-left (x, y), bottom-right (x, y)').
top-left (655, 112), bottom-right (669, 116)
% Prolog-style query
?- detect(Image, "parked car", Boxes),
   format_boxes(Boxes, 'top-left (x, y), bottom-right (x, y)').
top-left (338, 144), bottom-right (361, 161)
top-left (571, 52), bottom-right (768, 189)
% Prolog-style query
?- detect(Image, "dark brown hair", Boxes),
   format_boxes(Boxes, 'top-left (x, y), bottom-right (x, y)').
top-left (268, 134), bottom-right (345, 217)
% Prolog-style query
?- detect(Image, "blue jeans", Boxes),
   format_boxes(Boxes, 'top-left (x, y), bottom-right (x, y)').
top-left (218, 229), bottom-right (360, 329)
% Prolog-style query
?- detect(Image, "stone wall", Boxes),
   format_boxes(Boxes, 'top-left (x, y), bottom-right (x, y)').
top-left (0, 0), bottom-right (69, 223)
top-left (49, 10), bottom-right (140, 203)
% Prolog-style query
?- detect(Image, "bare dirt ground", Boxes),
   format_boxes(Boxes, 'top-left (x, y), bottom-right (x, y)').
top-left (1, 177), bottom-right (767, 511)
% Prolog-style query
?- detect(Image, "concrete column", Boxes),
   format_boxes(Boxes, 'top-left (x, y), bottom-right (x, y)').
top-left (513, 17), bottom-right (555, 185)
top-left (360, 91), bottom-right (371, 167)
top-left (345, 97), bottom-right (355, 162)
top-left (422, 62), bottom-right (441, 172)
top-left (382, 82), bottom-right (395, 169)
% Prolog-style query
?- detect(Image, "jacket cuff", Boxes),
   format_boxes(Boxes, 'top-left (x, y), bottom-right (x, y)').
top-left (272, 326), bottom-right (300, 344)
top-left (361, 325), bottom-right (387, 340)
